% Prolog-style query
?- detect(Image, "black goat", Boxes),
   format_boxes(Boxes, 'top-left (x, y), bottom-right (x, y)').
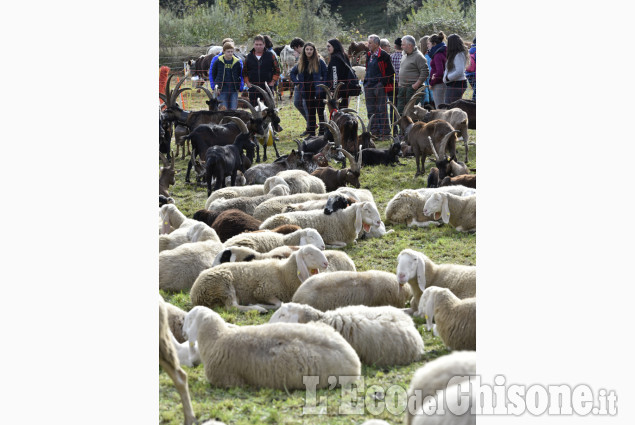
top-left (427, 138), bottom-right (470, 181)
top-left (427, 167), bottom-right (440, 188)
top-left (159, 113), bottom-right (172, 161)
top-left (311, 149), bottom-right (361, 191)
top-left (324, 194), bottom-right (356, 215)
top-left (205, 118), bottom-right (255, 195)
top-left (356, 139), bottom-right (404, 166)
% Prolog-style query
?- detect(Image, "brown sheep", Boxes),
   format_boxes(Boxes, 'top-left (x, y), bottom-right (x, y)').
top-left (211, 209), bottom-right (262, 242)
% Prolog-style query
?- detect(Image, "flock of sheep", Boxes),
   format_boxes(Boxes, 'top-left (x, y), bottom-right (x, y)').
top-left (159, 97), bottom-right (476, 424)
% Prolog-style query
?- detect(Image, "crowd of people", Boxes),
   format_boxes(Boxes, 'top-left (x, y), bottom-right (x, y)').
top-left (205, 32), bottom-right (476, 139)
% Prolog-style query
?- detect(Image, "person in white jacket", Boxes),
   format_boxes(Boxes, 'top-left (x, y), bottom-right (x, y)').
top-left (442, 33), bottom-right (469, 104)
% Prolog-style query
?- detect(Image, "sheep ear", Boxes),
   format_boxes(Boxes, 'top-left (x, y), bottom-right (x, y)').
top-left (300, 236), bottom-right (307, 246)
top-left (425, 293), bottom-right (435, 331)
top-left (417, 257), bottom-right (426, 293)
top-left (441, 195), bottom-right (450, 224)
top-left (295, 251), bottom-right (310, 282)
top-left (354, 204), bottom-right (363, 234)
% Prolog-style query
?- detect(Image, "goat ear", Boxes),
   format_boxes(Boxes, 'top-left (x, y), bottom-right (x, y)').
top-left (417, 256), bottom-right (426, 293)
top-left (441, 195), bottom-right (450, 224)
top-left (295, 250), bottom-right (310, 282)
top-left (354, 204), bottom-right (363, 234)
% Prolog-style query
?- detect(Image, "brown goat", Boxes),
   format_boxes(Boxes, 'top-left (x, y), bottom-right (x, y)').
top-left (440, 174), bottom-right (476, 189)
top-left (411, 105), bottom-right (470, 163)
top-left (311, 149), bottom-right (362, 191)
top-left (159, 152), bottom-right (176, 197)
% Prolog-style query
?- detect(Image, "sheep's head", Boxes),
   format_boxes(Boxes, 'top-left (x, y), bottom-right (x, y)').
top-left (268, 184), bottom-right (291, 197)
top-left (396, 249), bottom-right (420, 285)
top-left (183, 306), bottom-right (215, 344)
top-left (356, 202), bottom-right (382, 233)
top-left (298, 228), bottom-right (326, 251)
top-left (269, 302), bottom-right (320, 324)
top-left (423, 192), bottom-right (450, 223)
top-left (159, 204), bottom-right (179, 234)
top-left (295, 244), bottom-right (329, 282)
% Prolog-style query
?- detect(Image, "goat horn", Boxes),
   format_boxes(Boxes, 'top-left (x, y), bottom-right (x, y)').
top-left (428, 136), bottom-right (439, 160)
top-left (355, 113), bottom-right (367, 134)
top-left (294, 139), bottom-right (303, 153)
top-left (333, 82), bottom-right (344, 102)
top-left (171, 87), bottom-right (191, 107)
top-left (198, 86), bottom-right (215, 102)
top-left (338, 148), bottom-right (359, 171)
top-left (224, 116), bottom-right (249, 134)
top-left (251, 85), bottom-right (274, 110)
top-left (387, 101), bottom-right (401, 122)
top-left (317, 84), bottom-right (332, 101)
top-left (437, 130), bottom-right (461, 159)
top-left (159, 152), bottom-right (169, 166)
top-left (320, 121), bottom-right (341, 148)
top-left (159, 93), bottom-right (168, 104)
top-left (238, 98), bottom-right (262, 118)
top-left (169, 75), bottom-right (189, 106)
top-left (367, 114), bottom-right (375, 133)
top-left (402, 88), bottom-right (426, 118)
top-left (164, 74), bottom-right (175, 103)
top-left (339, 108), bottom-right (358, 114)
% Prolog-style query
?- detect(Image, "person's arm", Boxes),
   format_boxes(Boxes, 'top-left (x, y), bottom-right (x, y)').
top-left (270, 53), bottom-right (281, 86)
top-left (211, 59), bottom-right (220, 88)
top-left (413, 55), bottom-right (429, 90)
top-left (445, 55), bottom-right (465, 82)
top-left (290, 65), bottom-right (299, 83)
top-left (233, 61), bottom-right (242, 91)
top-left (242, 55), bottom-right (251, 88)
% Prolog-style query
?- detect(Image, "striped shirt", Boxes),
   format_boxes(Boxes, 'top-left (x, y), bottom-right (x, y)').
top-left (391, 51), bottom-right (403, 85)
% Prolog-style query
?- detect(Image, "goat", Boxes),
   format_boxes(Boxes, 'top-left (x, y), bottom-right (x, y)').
top-left (159, 152), bottom-right (176, 197)
top-left (244, 150), bottom-right (301, 185)
top-left (347, 41), bottom-right (369, 58)
top-left (357, 138), bottom-right (404, 167)
top-left (411, 104), bottom-right (470, 163)
top-left (205, 118), bottom-right (255, 195)
top-left (159, 112), bottom-right (172, 161)
top-left (318, 84), bottom-right (360, 158)
top-left (440, 174), bottom-right (476, 189)
top-left (311, 149), bottom-right (361, 191)
top-left (427, 167), bottom-right (440, 188)
top-left (250, 85), bottom-right (283, 162)
top-left (427, 136), bottom-right (470, 181)
top-left (437, 99), bottom-right (476, 129)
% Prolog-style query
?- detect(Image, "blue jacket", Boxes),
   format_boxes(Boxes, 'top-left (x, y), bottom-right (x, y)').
top-left (209, 53), bottom-right (244, 91)
top-left (290, 59), bottom-right (328, 97)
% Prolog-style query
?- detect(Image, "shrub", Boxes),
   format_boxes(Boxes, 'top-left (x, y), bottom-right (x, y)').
top-left (397, 0), bottom-right (475, 41)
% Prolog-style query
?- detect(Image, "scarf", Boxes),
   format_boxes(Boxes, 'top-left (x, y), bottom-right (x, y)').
top-left (428, 42), bottom-right (446, 59)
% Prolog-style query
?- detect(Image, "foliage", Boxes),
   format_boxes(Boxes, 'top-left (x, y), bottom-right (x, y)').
top-left (396, 0), bottom-right (476, 41)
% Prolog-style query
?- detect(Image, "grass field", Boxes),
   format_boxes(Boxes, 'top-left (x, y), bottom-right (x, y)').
top-left (159, 84), bottom-right (476, 424)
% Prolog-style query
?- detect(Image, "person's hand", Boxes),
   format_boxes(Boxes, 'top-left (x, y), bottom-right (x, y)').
top-left (412, 82), bottom-right (421, 90)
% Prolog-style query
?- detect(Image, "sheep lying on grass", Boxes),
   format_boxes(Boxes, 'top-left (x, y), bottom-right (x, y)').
top-left (396, 249), bottom-right (476, 311)
top-left (269, 169), bottom-right (327, 194)
top-left (406, 351), bottom-right (476, 425)
top-left (420, 287), bottom-right (476, 350)
top-left (159, 295), bottom-right (196, 425)
top-left (159, 240), bottom-right (224, 292)
top-left (160, 204), bottom-right (200, 234)
top-left (204, 176), bottom-right (287, 209)
top-left (270, 303), bottom-right (424, 366)
top-left (214, 245), bottom-right (357, 272)
top-left (207, 183), bottom-right (291, 216)
top-left (210, 209), bottom-right (262, 242)
top-left (260, 202), bottom-right (382, 248)
top-left (159, 222), bottom-right (220, 252)
top-left (292, 271), bottom-right (413, 311)
top-left (253, 187), bottom-right (374, 220)
top-left (423, 192), bottom-right (476, 232)
top-left (184, 306), bottom-right (361, 389)
top-left (385, 186), bottom-right (474, 227)
top-left (224, 228), bottom-right (325, 253)
top-left (412, 382), bottom-right (476, 425)
top-left (190, 244), bottom-right (330, 313)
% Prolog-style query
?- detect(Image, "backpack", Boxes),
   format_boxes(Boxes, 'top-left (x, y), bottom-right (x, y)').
top-left (466, 51), bottom-right (476, 73)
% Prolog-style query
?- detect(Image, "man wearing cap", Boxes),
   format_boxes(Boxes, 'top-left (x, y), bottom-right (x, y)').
top-left (397, 35), bottom-right (429, 116)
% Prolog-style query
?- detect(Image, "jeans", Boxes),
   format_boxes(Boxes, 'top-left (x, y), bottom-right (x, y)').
top-left (293, 85), bottom-right (308, 122)
top-left (364, 84), bottom-right (389, 136)
top-left (444, 80), bottom-right (467, 104)
top-left (219, 91), bottom-right (238, 110)
top-left (466, 74), bottom-right (476, 101)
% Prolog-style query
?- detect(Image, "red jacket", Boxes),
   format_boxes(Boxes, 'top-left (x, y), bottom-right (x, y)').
top-left (366, 49), bottom-right (395, 94)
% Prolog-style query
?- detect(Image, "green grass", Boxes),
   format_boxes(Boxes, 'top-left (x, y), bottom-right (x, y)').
top-left (159, 86), bottom-right (475, 424)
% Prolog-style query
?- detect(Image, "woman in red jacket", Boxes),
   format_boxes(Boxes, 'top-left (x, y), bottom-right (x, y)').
top-left (427, 31), bottom-right (447, 108)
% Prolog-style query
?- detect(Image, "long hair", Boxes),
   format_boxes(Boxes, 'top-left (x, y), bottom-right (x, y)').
top-left (298, 42), bottom-right (320, 74)
top-left (327, 38), bottom-right (351, 67)
top-left (263, 34), bottom-right (274, 50)
top-left (445, 34), bottom-right (468, 72)
top-left (419, 36), bottom-right (430, 55)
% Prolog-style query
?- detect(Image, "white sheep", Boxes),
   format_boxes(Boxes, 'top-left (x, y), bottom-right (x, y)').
top-left (406, 351), bottom-right (476, 425)
top-left (420, 287), bottom-right (476, 350)
top-left (211, 245), bottom-right (296, 267)
top-left (206, 183), bottom-right (291, 216)
top-left (204, 176), bottom-right (288, 209)
top-left (384, 186), bottom-right (474, 227)
top-left (423, 192), bottom-right (476, 232)
top-left (159, 295), bottom-right (196, 425)
top-left (214, 245), bottom-right (357, 272)
top-left (159, 221), bottom-right (220, 252)
top-left (270, 303), bottom-right (424, 366)
top-left (396, 249), bottom-right (476, 312)
top-left (183, 306), bottom-right (361, 389)
top-left (169, 332), bottom-right (201, 368)
top-left (411, 381), bottom-right (476, 425)
top-left (291, 271), bottom-right (413, 311)
top-left (190, 244), bottom-right (331, 313)
top-left (223, 227), bottom-right (325, 253)
top-left (268, 169), bottom-right (326, 194)
top-left (160, 204), bottom-right (200, 234)
top-left (159, 240), bottom-right (224, 292)
top-left (253, 187), bottom-right (374, 221)
top-left (260, 201), bottom-right (382, 247)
